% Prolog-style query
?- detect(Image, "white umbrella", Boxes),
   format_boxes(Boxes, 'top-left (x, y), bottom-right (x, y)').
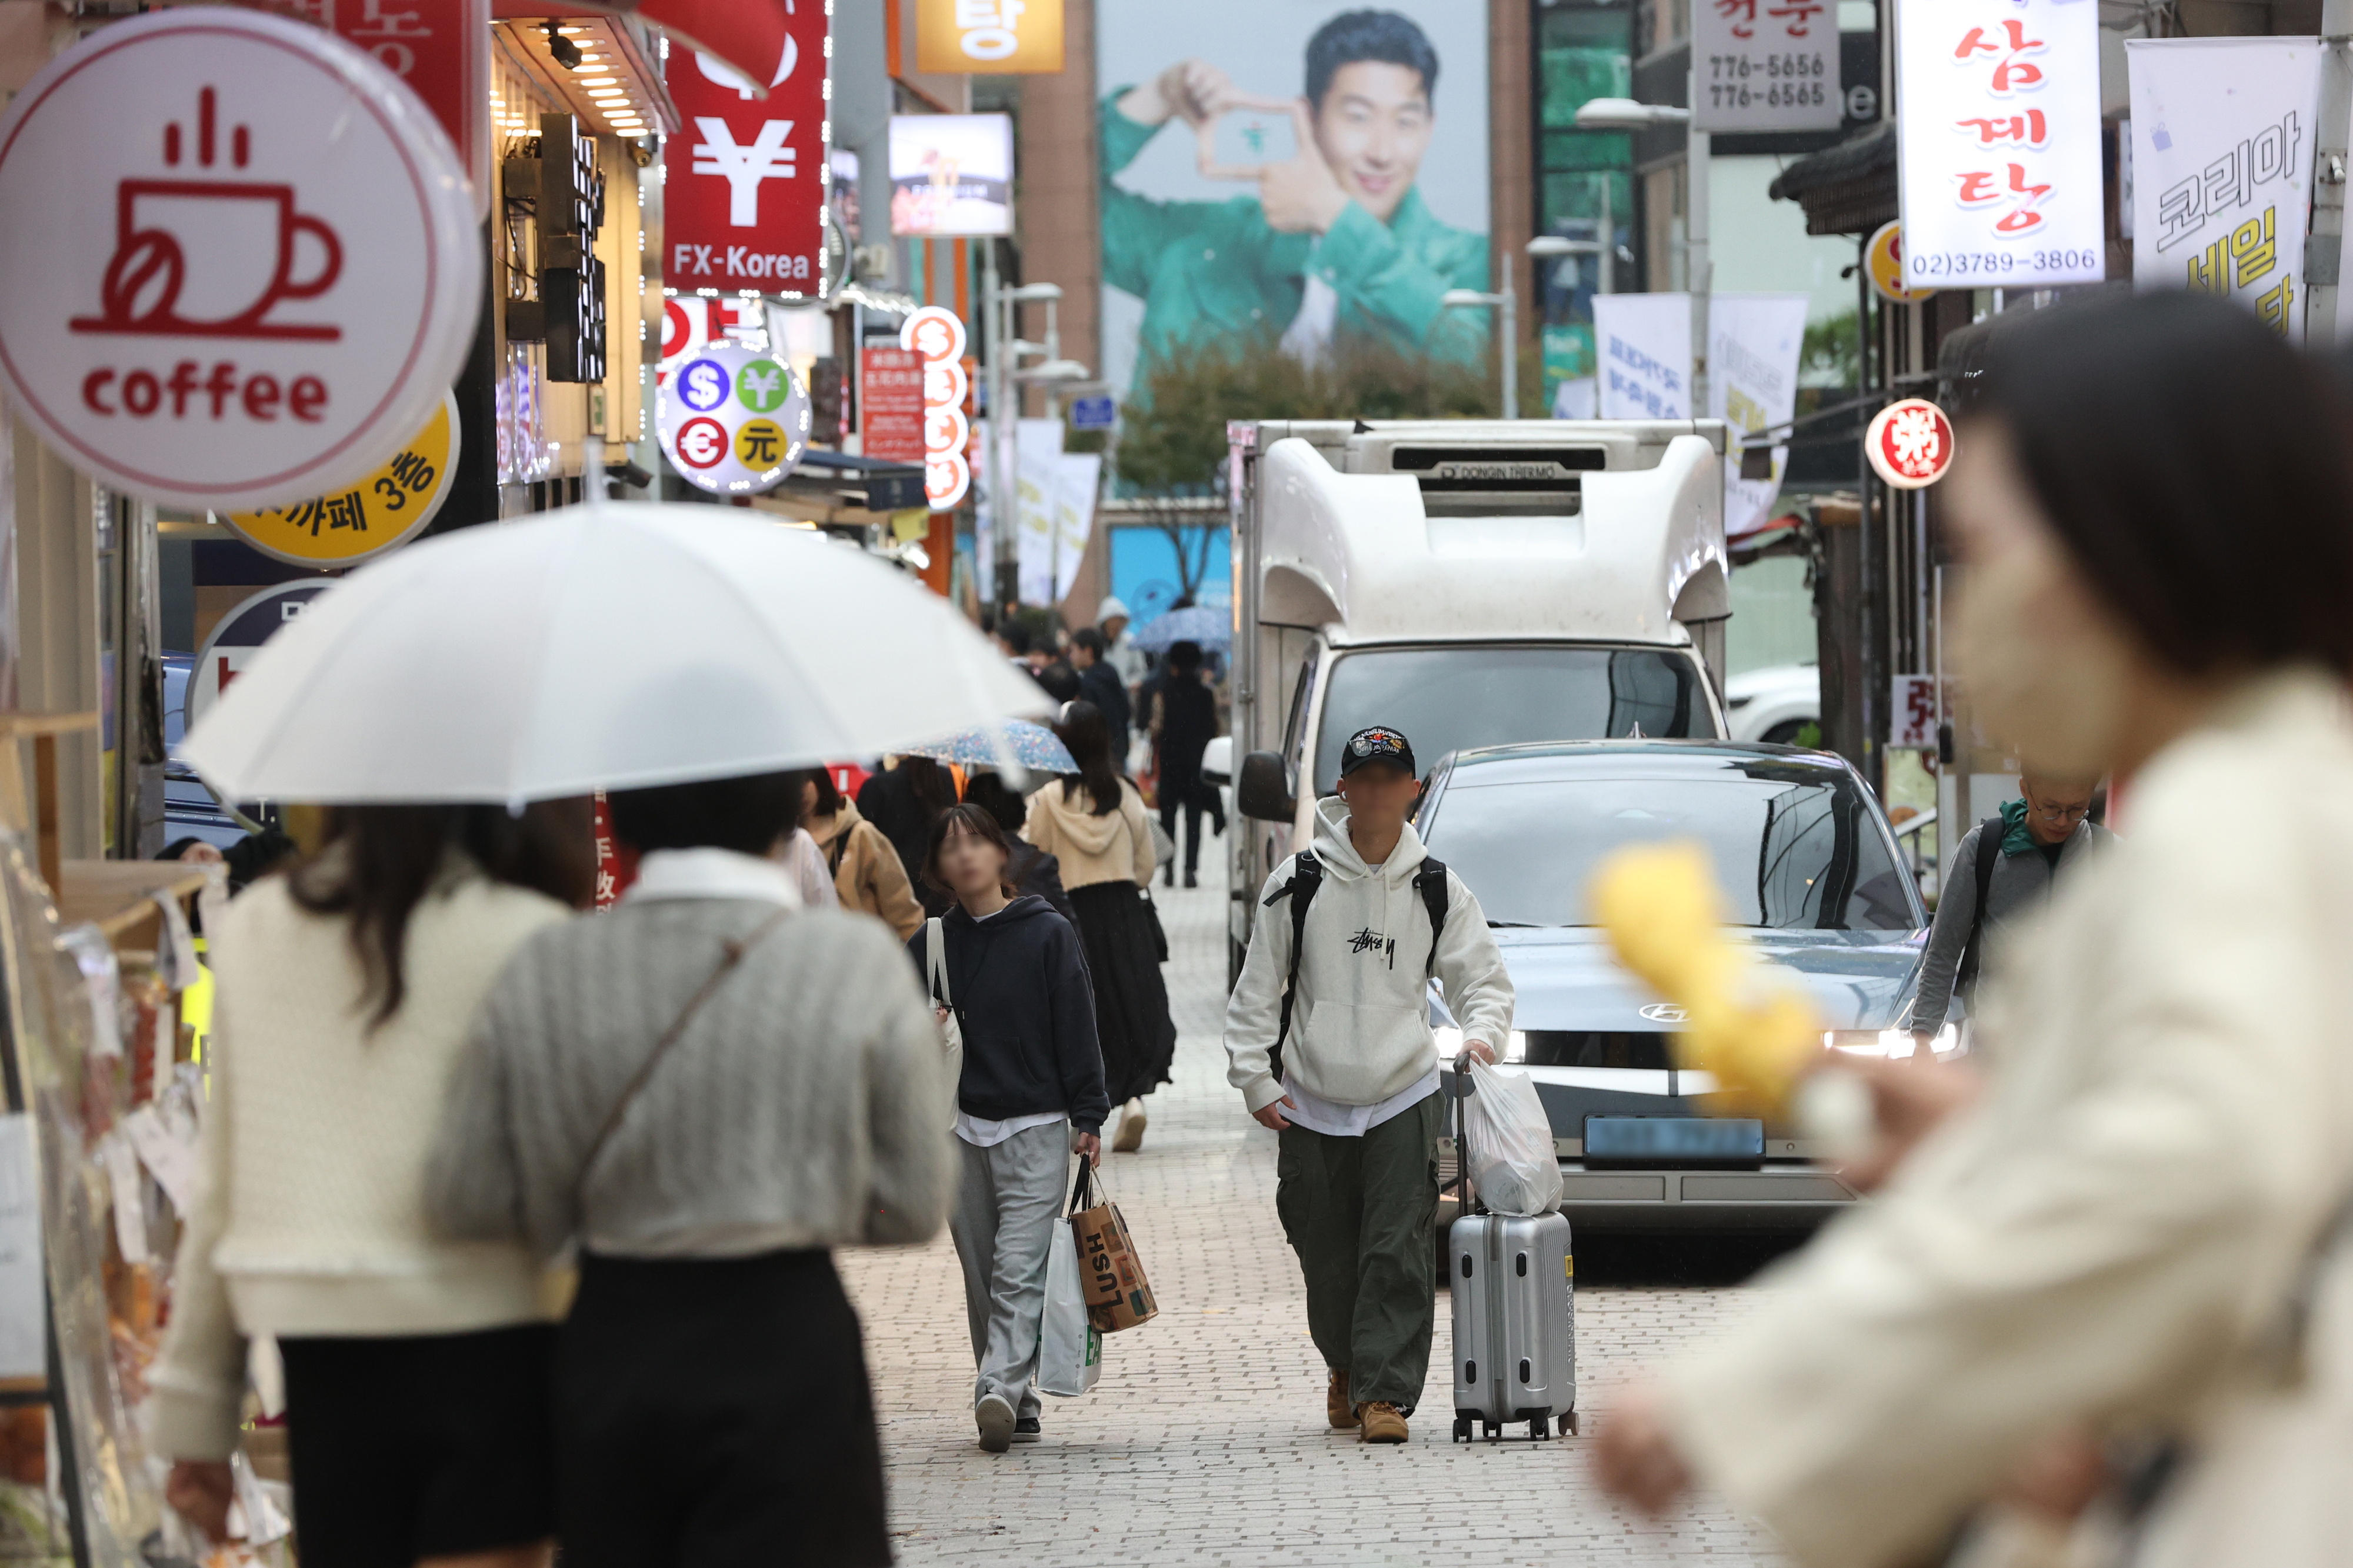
top-left (177, 501), bottom-right (1048, 804)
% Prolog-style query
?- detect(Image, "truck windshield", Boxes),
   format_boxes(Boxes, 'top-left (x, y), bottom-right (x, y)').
top-left (1311, 646), bottom-right (1711, 796)
top-left (1419, 765), bottom-right (1920, 932)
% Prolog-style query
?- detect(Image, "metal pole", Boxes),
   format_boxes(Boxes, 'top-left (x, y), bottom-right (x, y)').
top-left (1500, 286), bottom-right (1518, 419)
top-left (2308, 7), bottom-right (2352, 346)
top-left (1598, 174), bottom-right (1614, 297)
top-left (982, 238), bottom-right (1007, 609)
top-left (1688, 91), bottom-right (1713, 415)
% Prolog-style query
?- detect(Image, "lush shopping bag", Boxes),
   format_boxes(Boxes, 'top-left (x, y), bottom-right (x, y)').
top-left (1037, 1172), bottom-right (1102, 1397)
top-left (1070, 1157), bottom-right (1159, 1332)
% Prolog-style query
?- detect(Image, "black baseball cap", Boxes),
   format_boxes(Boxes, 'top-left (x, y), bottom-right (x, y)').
top-left (1339, 725), bottom-right (1417, 778)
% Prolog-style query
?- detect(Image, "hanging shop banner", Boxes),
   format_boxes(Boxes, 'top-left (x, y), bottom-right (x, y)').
top-left (1895, 0), bottom-right (2102, 291)
top-left (1593, 294), bottom-right (1692, 420)
top-left (189, 581), bottom-right (332, 729)
top-left (1694, 0), bottom-right (1839, 134)
top-left (1710, 293), bottom-right (1808, 540)
top-left (218, 389), bottom-right (458, 566)
top-left (301, 0), bottom-right (491, 219)
top-left (2127, 38), bottom-right (2321, 341)
top-left (1865, 398), bottom-right (1957, 489)
top-left (917, 0), bottom-right (1065, 73)
top-left (664, 20), bottom-right (830, 299)
top-left (658, 340), bottom-right (812, 496)
top-left (861, 345), bottom-right (926, 463)
top-left (1865, 221), bottom-right (1935, 302)
top-left (889, 114), bottom-right (1015, 238)
top-left (1014, 418), bottom-right (1065, 606)
top-left (1053, 452), bottom-right (1103, 603)
top-left (0, 8), bottom-right (481, 513)
top-left (901, 306), bottom-right (972, 510)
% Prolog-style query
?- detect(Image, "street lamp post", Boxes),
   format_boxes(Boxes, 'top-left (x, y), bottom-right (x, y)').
top-left (1440, 286), bottom-right (1518, 419)
top-left (985, 276), bottom-right (1067, 601)
top-left (1573, 97), bottom-right (1708, 415)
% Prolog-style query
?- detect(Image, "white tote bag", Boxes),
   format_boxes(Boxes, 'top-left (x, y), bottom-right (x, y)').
top-left (1037, 1211), bottom-right (1102, 1397)
top-left (925, 917), bottom-right (962, 1129)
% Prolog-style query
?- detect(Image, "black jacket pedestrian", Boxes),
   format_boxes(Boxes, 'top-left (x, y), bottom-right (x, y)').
top-left (1155, 674), bottom-right (1218, 789)
top-left (1078, 659), bottom-right (1132, 763)
top-left (909, 897), bottom-right (1110, 1134)
top-left (1007, 841), bottom-right (1076, 925)
top-left (858, 764), bottom-right (952, 917)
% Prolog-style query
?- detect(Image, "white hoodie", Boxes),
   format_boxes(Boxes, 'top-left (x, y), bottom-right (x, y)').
top-left (1224, 796), bottom-right (1515, 1116)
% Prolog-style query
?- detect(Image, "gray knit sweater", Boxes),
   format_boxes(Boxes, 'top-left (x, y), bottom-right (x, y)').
top-left (427, 898), bottom-right (954, 1260)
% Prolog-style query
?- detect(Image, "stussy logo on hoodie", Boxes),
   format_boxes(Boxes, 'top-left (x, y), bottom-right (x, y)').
top-left (1348, 926), bottom-right (1398, 968)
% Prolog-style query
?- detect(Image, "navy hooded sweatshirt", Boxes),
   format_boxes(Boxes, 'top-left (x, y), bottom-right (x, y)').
top-left (908, 896), bottom-right (1111, 1135)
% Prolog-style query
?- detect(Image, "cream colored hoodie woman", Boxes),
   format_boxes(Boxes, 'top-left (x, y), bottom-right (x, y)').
top-left (1657, 669), bottom-right (2353, 1568)
top-left (1023, 775), bottom-right (1155, 892)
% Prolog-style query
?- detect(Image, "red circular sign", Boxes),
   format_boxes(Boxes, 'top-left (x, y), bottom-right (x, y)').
top-left (1865, 398), bottom-right (1957, 489)
top-left (673, 415), bottom-right (729, 469)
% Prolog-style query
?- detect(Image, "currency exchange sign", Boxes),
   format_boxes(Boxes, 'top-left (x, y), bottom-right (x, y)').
top-left (1895, 0), bottom-right (2103, 289)
top-left (663, 5), bottom-right (831, 299)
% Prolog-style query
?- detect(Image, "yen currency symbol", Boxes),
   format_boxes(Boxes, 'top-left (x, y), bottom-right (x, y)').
top-left (675, 416), bottom-right (729, 469)
top-left (735, 418), bottom-right (785, 468)
top-left (737, 359), bottom-right (790, 412)
top-left (678, 359), bottom-right (731, 412)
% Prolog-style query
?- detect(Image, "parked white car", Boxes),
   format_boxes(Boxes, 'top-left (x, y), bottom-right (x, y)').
top-left (1724, 662), bottom-right (1819, 746)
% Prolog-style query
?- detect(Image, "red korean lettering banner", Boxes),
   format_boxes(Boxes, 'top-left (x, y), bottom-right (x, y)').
top-left (663, 6), bottom-right (828, 298)
top-left (289, 0), bottom-right (491, 216)
top-left (861, 346), bottom-right (925, 462)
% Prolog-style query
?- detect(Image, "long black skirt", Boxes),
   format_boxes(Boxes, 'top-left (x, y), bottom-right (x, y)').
top-left (1068, 880), bottom-right (1178, 1103)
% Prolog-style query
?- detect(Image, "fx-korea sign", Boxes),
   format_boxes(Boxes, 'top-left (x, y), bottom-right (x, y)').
top-left (665, 5), bottom-right (831, 298)
top-left (0, 9), bottom-right (481, 511)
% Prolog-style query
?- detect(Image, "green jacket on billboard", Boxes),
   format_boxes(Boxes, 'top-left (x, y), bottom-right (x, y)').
top-left (1099, 91), bottom-right (1490, 386)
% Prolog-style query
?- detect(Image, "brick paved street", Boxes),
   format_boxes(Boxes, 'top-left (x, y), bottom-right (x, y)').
top-left (839, 856), bottom-right (1793, 1567)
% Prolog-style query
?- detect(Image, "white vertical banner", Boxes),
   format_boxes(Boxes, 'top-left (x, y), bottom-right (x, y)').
top-left (1897, 0), bottom-right (2104, 289)
top-left (2127, 38), bottom-right (2321, 341)
top-left (1709, 293), bottom-right (1809, 539)
top-left (1052, 452), bottom-right (1102, 602)
top-left (0, 1115), bottom-right (39, 1381)
top-left (1014, 418), bottom-right (1064, 606)
top-left (1694, 0), bottom-right (1840, 133)
top-left (1594, 294), bottom-right (1692, 419)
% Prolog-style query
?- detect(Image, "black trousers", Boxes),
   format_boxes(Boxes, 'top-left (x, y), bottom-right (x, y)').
top-left (1159, 776), bottom-right (1225, 875)
top-left (557, 1249), bottom-right (889, 1567)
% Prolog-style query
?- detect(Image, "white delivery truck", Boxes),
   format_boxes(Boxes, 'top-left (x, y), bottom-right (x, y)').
top-left (1219, 418), bottom-right (1735, 975)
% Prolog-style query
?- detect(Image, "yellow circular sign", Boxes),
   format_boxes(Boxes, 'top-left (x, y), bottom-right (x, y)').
top-left (218, 391), bottom-right (460, 566)
top-left (734, 417), bottom-right (788, 470)
top-left (1867, 221), bottom-right (1935, 305)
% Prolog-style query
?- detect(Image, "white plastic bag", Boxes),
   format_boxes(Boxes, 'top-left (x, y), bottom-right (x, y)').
top-left (1462, 1059), bottom-right (1564, 1216)
top-left (1036, 1216), bottom-right (1102, 1397)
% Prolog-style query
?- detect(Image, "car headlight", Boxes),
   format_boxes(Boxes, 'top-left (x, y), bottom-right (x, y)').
top-left (1822, 1024), bottom-right (1960, 1058)
top-left (1434, 1026), bottom-right (1527, 1063)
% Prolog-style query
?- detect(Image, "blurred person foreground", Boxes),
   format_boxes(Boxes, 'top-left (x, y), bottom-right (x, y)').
top-left (1592, 289), bottom-right (2353, 1568)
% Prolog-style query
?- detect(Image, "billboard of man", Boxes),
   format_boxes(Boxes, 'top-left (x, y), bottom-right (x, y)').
top-left (1099, 6), bottom-right (1491, 397)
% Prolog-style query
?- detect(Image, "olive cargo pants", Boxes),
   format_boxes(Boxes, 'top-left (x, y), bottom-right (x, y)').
top-left (1274, 1092), bottom-right (1442, 1411)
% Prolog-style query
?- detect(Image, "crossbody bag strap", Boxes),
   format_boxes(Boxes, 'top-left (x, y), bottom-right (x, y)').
top-left (578, 906), bottom-right (794, 1187)
top-left (926, 915), bottom-right (949, 1008)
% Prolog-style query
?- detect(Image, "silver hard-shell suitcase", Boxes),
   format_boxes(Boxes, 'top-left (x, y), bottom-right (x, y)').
top-left (1448, 1079), bottom-right (1577, 1441)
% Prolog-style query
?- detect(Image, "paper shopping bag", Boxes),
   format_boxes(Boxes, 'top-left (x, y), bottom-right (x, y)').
top-left (1070, 1159), bottom-right (1158, 1333)
top-left (1038, 1207), bottom-right (1101, 1397)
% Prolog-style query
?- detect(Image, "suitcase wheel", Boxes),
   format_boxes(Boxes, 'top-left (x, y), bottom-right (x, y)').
top-left (1561, 1410), bottom-right (1579, 1437)
top-left (1483, 1421), bottom-right (1501, 1439)
top-left (1529, 1417), bottom-right (1548, 1441)
top-left (1452, 1416), bottom-right (1471, 1443)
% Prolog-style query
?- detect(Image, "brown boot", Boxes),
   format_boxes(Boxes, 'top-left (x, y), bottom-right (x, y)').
top-left (1327, 1369), bottom-right (1358, 1429)
top-left (1358, 1402), bottom-right (1409, 1444)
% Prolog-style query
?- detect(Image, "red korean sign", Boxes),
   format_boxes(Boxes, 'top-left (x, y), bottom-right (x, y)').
top-left (1865, 398), bottom-right (1957, 489)
top-left (663, 16), bottom-right (829, 299)
top-left (861, 345), bottom-right (924, 463)
top-left (899, 306), bottom-right (969, 511)
top-left (291, 0), bottom-right (489, 219)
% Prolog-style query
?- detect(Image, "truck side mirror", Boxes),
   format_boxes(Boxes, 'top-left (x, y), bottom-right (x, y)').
top-left (1237, 750), bottom-right (1296, 821)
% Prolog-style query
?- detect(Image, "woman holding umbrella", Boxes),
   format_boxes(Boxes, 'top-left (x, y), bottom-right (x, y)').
top-left (1025, 701), bottom-right (1178, 1153)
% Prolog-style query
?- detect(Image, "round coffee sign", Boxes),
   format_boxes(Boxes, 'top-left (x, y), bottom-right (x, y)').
top-left (219, 389), bottom-right (459, 566)
top-left (0, 9), bottom-right (481, 511)
top-left (656, 341), bottom-right (811, 496)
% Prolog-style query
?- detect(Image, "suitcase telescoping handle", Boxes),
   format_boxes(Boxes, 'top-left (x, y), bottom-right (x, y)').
top-left (1452, 1067), bottom-right (1479, 1217)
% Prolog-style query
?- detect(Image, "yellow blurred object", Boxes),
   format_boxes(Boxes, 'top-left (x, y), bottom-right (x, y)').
top-left (1589, 841), bottom-right (1824, 1116)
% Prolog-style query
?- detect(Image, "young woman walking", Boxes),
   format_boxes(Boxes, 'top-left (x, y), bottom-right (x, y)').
top-left (429, 770), bottom-right (952, 1566)
top-left (155, 802), bottom-right (592, 1568)
top-left (803, 768), bottom-right (924, 938)
top-left (911, 805), bottom-right (1108, 1452)
top-left (1024, 702), bottom-right (1176, 1153)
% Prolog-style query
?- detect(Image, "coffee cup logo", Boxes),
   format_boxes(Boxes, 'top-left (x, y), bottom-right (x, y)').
top-left (72, 87), bottom-right (344, 341)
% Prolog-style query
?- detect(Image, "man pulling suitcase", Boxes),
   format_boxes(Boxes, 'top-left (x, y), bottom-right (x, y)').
top-left (1223, 725), bottom-right (1517, 1443)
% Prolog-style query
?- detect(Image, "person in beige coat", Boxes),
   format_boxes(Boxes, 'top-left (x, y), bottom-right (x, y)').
top-left (1025, 700), bottom-right (1175, 1152)
top-left (804, 770), bottom-right (924, 939)
top-left (1594, 292), bottom-right (2353, 1566)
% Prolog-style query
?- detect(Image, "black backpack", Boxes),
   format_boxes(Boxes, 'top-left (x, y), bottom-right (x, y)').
top-left (1952, 815), bottom-right (2005, 1001)
top-left (1261, 850), bottom-right (1451, 1080)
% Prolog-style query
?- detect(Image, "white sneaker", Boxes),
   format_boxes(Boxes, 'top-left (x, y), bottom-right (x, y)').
top-left (976, 1392), bottom-right (1015, 1453)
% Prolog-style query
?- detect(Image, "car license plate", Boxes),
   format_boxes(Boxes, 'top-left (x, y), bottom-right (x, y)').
top-left (1582, 1116), bottom-right (1765, 1170)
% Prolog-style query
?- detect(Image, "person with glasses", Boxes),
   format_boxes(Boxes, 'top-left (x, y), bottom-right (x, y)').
top-left (1913, 776), bottom-right (2112, 1051)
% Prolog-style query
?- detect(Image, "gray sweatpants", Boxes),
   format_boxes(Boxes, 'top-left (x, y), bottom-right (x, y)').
top-left (949, 1121), bottom-right (1069, 1420)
